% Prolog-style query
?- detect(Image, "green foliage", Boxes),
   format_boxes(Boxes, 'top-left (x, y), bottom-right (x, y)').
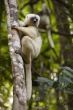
top-left (37, 66), bottom-right (73, 95)
top-left (0, 1), bottom-right (12, 110)
top-left (1, 0), bottom-right (73, 109)
top-left (37, 77), bottom-right (54, 87)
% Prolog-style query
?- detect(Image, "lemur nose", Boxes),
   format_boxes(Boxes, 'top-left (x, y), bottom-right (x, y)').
top-left (33, 17), bottom-right (37, 23)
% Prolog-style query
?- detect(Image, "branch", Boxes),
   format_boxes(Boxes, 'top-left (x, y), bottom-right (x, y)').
top-left (4, 0), bottom-right (26, 110)
top-left (51, 30), bottom-right (73, 37)
top-left (39, 28), bottom-right (73, 37)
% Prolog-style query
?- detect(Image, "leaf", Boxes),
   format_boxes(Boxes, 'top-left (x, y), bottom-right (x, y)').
top-left (37, 77), bottom-right (54, 87)
top-left (59, 75), bottom-right (70, 88)
top-left (63, 76), bottom-right (73, 84)
top-left (61, 88), bottom-right (73, 94)
top-left (36, 75), bottom-right (73, 95)
top-left (60, 66), bottom-right (73, 73)
top-left (63, 70), bottom-right (73, 78)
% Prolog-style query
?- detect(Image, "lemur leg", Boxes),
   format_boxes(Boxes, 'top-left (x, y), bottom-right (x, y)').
top-left (21, 36), bottom-right (35, 61)
top-left (15, 49), bottom-right (30, 64)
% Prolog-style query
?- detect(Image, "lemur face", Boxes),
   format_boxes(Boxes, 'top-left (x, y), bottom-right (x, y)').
top-left (30, 17), bottom-right (38, 24)
top-left (25, 14), bottom-right (40, 27)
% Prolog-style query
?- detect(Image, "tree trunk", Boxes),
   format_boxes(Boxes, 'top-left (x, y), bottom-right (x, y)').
top-left (4, 0), bottom-right (26, 110)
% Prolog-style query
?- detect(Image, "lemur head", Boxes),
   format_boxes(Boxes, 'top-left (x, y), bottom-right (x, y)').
top-left (24, 14), bottom-right (40, 27)
top-left (42, 3), bottom-right (51, 15)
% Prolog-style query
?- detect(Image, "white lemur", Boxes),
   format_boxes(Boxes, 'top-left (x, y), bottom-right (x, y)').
top-left (38, 3), bottom-right (55, 48)
top-left (14, 14), bottom-right (42, 100)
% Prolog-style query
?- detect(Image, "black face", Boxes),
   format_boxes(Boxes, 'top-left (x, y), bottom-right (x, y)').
top-left (31, 17), bottom-right (38, 23)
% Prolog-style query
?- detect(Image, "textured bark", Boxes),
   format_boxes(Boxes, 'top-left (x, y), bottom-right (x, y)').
top-left (4, 0), bottom-right (26, 110)
top-left (52, 0), bottom-right (73, 110)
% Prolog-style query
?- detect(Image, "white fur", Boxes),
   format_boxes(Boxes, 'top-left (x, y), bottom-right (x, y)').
top-left (24, 14), bottom-right (40, 27)
top-left (15, 14), bottom-right (42, 100)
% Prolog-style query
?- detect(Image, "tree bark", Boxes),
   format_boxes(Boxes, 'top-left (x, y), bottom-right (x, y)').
top-left (4, 0), bottom-right (26, 110)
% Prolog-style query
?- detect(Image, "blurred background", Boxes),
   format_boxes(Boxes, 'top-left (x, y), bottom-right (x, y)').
top-left (0, 0), bottom-right (73, 110)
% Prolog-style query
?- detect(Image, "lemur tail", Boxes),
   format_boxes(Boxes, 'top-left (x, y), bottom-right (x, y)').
top-left (47, 30), bottom-right (55, 48)
top-left (25, 63), bottom-right (32, 100)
